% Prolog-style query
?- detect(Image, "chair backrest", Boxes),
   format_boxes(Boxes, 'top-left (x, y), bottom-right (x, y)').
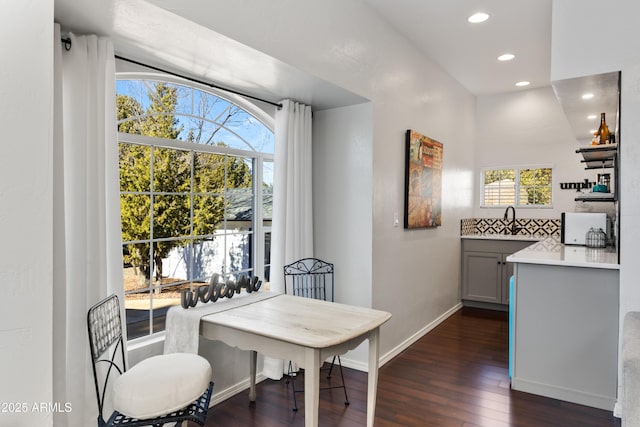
top-left (283, 258), bottom-right (334, 301)
top-left (87, 294), bottom-right (126, 423)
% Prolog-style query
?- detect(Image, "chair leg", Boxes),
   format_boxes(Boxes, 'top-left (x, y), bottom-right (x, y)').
top-left (288, 357), bottom-right (349, 411)
top-left (286, 360), bottom-right (299, 412)
top-left (336, 356), bottom-right (349, 406)
top-left (291, 377), bottom-right (299, 412)
top-left (327, 355), bottom-right (336, 379)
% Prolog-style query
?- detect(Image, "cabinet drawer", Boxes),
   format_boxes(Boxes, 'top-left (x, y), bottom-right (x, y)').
top-left (462, 239), bottom-right (534, 254)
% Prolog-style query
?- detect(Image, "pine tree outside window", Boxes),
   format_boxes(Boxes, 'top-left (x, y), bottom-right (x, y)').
top-left (116, 76), bottom-right (274, 340)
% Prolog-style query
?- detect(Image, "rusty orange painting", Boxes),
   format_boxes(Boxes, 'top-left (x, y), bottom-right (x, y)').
top-left (404, 129), bottom-right (443, 229)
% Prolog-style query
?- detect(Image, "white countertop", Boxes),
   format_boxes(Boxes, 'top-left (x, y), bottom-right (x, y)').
top-left (461, 234), bottom-right (542, 242)
top-left (506, 236), bottom-right (619, 270)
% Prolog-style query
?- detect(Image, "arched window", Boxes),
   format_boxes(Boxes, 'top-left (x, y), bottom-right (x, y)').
top-left (116, 75), bottom-right (274, 340)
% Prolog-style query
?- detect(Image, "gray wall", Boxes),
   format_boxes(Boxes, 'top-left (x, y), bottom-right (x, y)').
top-left (474, 86), bottom-right (595, 219)
top-left (551, 0), bottom-right (640, 412)
top-left (313, 103), bottom-right (374, 366)
top-left (0, 3), bottom-right (54, 426)
top-left (197, 0), bottom-right (478, 361)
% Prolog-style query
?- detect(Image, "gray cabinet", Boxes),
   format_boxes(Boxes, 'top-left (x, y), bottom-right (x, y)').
top-left (511, 262), bottom-right (619, 410)
top-left (461, 239), bottom-right (534, 306)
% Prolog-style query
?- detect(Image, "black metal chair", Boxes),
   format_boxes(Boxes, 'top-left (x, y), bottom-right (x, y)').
top-left (283, 258), bottom-right (349, 412)
top-left (87, 294), bottom-right (214, 426)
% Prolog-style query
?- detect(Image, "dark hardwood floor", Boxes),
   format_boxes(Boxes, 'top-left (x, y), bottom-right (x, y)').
top-left (198, 307), bottom-right (620, 427)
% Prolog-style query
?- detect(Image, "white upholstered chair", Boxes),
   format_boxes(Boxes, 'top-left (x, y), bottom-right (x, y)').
top-left (87, 294), bottom-right (214, 426)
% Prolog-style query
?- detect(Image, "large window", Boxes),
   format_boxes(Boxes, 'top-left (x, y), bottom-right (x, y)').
top-left (116, 76), bottom-right (274, 340)
top-left (481, 166), bottom-right (553, 207)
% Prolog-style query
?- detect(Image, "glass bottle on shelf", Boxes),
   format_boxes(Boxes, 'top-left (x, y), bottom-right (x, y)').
top-left (597, 112), bottom-right (610, 145)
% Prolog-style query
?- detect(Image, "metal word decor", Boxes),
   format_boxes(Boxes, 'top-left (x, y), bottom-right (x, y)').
top-left (181, 274), bottom-right (262, 309)
top-left (559, 178), bottom-right (597, 190)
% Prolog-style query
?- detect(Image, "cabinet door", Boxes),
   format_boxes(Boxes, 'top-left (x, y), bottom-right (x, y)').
top-left (501, 255), bottom-right (514, 305)
top-left (462, 251), bottom-right (502, 303)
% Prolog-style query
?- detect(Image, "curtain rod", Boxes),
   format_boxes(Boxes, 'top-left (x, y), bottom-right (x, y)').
top-left (60, 37), bottom-right (282, 109)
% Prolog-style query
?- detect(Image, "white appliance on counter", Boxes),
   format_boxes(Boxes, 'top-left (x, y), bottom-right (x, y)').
top-left (561, 212), bottom-right (608, 245)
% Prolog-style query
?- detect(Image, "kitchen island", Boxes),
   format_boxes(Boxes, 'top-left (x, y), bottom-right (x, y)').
top-left (507, 237), bottom-right (619, 410)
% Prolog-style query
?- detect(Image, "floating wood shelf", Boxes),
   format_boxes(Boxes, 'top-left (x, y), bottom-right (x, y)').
top-left (575, 193), bottom-right (616, 202)
top-left (576, 144), bottom-right (617, 170)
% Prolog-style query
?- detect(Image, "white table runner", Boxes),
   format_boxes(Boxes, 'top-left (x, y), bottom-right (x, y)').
top-left (164, 291), bottom-right (279, 354)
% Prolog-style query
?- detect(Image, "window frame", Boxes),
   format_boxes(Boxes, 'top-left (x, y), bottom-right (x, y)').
top-left (116, 74), bottom-right (274, 343)
top-left (479, 164), bottom-right (554, 209)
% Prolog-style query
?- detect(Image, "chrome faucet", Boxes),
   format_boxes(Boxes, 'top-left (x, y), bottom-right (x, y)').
top-left (503, 205), bottom-right (518, 235)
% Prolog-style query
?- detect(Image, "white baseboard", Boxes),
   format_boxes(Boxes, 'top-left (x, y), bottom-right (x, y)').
top-left (379, 303), bottom-right (462, 367)
top-left (613, 401), bottom-right (622, 419)
top-left (338, 355), bottom-right (368, 372)
top-left (339, 303), bottom-right (463, 371)
top-left (210, 373), bottom-right (268, 406)
top-left (512, 377), bottom-right (616, 411)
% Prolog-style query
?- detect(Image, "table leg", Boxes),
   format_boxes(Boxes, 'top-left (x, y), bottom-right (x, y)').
top-left (367, 328), bottom-right (380, 427)
top-left (305, 348), bottom-right (321, 427)
top-left (249, 350), bottom-right (257, 402)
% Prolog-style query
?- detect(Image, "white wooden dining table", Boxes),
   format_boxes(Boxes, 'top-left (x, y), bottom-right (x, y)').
top-left (199, 293), bottom-right (392, 427)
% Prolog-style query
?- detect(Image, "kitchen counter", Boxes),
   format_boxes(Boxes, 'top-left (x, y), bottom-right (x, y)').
top-left (509, 236), bottom-right (620, 410)
top-left (506, 236), bottom-right (619, 270)
top-left (461, 234), bottom-right (541, 242)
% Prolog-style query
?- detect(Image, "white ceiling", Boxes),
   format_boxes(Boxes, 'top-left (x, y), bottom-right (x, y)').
top-left (551, 71), bottom-right (620, 144)
top-left (54, 0), bottom-right (368, 110)
top-left (55, 0), bottom-right (553, 101)
top-left (364, 0), bottom-right (619, 143)
top-left (364, 0), bottom-right (553, 96)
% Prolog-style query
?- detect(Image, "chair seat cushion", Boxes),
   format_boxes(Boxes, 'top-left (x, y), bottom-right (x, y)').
top-left (112, 352), bottom-right (212, 419)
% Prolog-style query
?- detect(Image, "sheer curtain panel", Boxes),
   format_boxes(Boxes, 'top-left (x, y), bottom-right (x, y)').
top-left (265, 99), bottom-right (314, 380)
top-left (53, 25), bottom-right (124, 427)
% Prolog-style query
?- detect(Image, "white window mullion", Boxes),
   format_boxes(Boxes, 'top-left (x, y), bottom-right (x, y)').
top-left (514, 169), bottom-right (521, 205)
top-left (254, 156), bottom-right (264, 282)
top-left (189, 150), bottom-right (195, 288)
top-left (148, 145), bottom-right (156, 334)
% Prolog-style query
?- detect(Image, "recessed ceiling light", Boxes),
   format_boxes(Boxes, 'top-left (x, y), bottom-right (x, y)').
top-left (582, 93), bottom-right (594, 99)
top-left (468, 12), bottom-right (489, 23)
top-left (515, 81), bottom-right (530, 87)
top-left (587, 114), bottom-right (597, 120)
top-left (498, 53), bottom-right (515, 61)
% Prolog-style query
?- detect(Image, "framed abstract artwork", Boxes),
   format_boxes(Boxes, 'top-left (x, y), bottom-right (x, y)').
top-left (404, 129), bottom-right (443, 229)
